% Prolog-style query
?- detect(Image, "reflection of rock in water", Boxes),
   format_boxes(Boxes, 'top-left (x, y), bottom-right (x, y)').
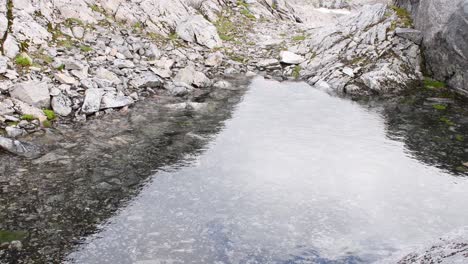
top-left (0, 80), bottom-right (249, 263)
top-left (380, 88), bottom-right (468, 175)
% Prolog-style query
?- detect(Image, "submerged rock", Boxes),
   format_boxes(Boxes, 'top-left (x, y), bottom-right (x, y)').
top-left (0, 136), bottom-right (42, 158)
top-left (82, 89), bottom-right (104, 114)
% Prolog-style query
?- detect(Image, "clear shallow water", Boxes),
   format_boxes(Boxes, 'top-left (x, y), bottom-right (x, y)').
top-left (66, 78), bottom-right (468, 264)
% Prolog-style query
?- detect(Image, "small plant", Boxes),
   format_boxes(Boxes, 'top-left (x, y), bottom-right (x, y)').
top-left (90, 4), bottom-right (105, 13)
top-left (424, 78), bottom-right (446, 89)
top-left (133, 22), bottom-right (143, 30)
top-left (43, 109), bottom-right (56, 120)
top-left (57, 38), bottom-right (73, 49)
top-left (215, 15), bottom-right (237, 42)
top-left (21, 114), bottom-right (36, 121)
top-left (390, 5), bottom-right (413, 27)
top-left (15, 53), bottom-right (33, 67)
top-left (42, 120), bottom-right (52, 128)
top-left (80, 45), bottom-right (93, 52)
top-left (168, 32), bottom-right (178, 41)
top-left (56, 64), bottom-right (65, 71)
top-left (0, 230), bottom-right (28, 243)
top-left (292, 35), bottom-right (306, 41)
top-left (455, 134), bottom-right (464, 142)
top-left (432, 104), bottom-right (447, 111)
top-left (292, 65), bottom-right (301, 79)
top-left (64, 18), bottom-right (84, 27)
top-left (240, 9), bottom-right (256, 20)
top-left (440, 116), bottom-right (455, 126)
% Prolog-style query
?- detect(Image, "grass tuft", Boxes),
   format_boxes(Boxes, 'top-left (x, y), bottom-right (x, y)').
top-left (43, 109), bottom-right (56, 120)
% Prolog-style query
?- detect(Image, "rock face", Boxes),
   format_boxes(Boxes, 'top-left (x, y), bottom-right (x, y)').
top-left (296, 3), bottom-right (423, 96)
top-left (394, 0), bottom-right (468, 94)
top-left (0, 136), bottom-right (42, 158)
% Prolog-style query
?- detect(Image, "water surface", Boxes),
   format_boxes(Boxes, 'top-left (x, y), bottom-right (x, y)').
top-left (65, 78), bottom-right (468, 263)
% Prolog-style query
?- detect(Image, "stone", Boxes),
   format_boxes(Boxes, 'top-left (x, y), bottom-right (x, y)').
top-left (0, 56), bottom-right (8, 74)
top-left (51, 93), bottom-right (73, 117)
top-left (63, 59), bottom-right (85, 71)
top-left (54, 73), bottom-right (77, 85)
top-left (150, 67), bottom-right (171, 79)
top-left (257, 59), bottom-right (280, 68)
top-left (205, 52), bottom-right (223, 67)
top-left (101, 93), bottom-right (134, 109)
top-left (0, 99), bottom-right (14, 115)
top-left (176, 15), bottom-right (222, 49)
top-left (395, 27), bottom-right (423, 45)
top-left (82, 89), bottom-right (104, 114)
top-left (213, 80), bottom-right (232, 89)
top-left (114, 59), bottom-right (135, 69)
top-left (95, 68), bottom-right (121, 84)
top-left (342, 67), bottom-right (354, 77)
top-left (0, 136), bottom-right (42, 158)
top-left (9, 82), bottom-right (50, 108)
top-left (72, 26), bottom-right (85, 39)
top-left (130, 72), bottom-right (163, 88)
top-left (11, 99), bottom-right (47, 123)
top-left (280, 51), bottom-right (305, 64)
top-left (5, 127), bottom-right (26, 138)
top-left (174, 67), bottom-right (211, 88)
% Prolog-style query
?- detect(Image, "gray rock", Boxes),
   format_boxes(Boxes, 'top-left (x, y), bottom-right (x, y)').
top-left (9, 81), bottom-right (50, 108)
top-left (0, 136), bottom-right (42, 158)
top-left (101, 93), bottom-right (134, 109)
top-left (63, 59), bottom-right (85, 71)
top-left (95, 68), bottom-right (122, 84)
top-left (54, 72), bottom-right (77, 85)
top-left (257, 59), bottom-right (280, 68)
top-left (51, 93), bottom-right (73, 117)
top-left (114, 59), bottom-right (135, 69)
top-left (395, 0), bottom-right (468, 93)
top-left (0, 56), bottom-right (8, 74)
top-left (280, 51), bottom-right (305, 64)
top-left (395, 27), bottom-right (423, 45)
top-left (11, 99), bottom-right (47, 122)
top-left (5, 127), bottom-right (26, 138)
top-left (213, 80), bottom-right (232, 89)
top-left (72, 26), bottom-right (85, 39)
top-left (0, 99), bottom-right (14, 115)
top-left (205, 52), bottom-right (223, 67)
top-left (165, 82), bottom-right (193, 96)
top-left (176, 15), bottom-right (222, 49)
top-left (130, 72), bottom-right (163, 88)
top-left (174, 67), bottom-right (212, 88)
top-left (82, 89), bottom-right (104, 114)
top-left (150, 67), bottom-right (171, 79)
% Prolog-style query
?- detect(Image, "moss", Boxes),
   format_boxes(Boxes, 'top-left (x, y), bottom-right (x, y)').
top-left (15, 53), bottom-right (33, 67)
top-left (42, 120), bottom-right (52, 128)
top-left (21, 114), bottom-right (36, 121)
top-left (90, 4), bottom-right (105, 14)
top-left (440, 117), bottom-right (455, 126)
top-left (43, 109), bottom-right (56, 120)
top-left (240, 9), bottom-right (256, 20)
top-left (229, 54), bottom-right (247, 63)
top-left (57, 38), bottom-right (73, 49)
top-left (432, 104), bottom-right (447, 111)
top-left (56, 64), bottom-right (65, 71)
top-left (64, 18), bottom-right (84, 27)
top-left (424, 78), bottom-right (446, 89)
top-left (80, 45), bottom-right (93, 52)
top-left (272, 3), bottom-right (277, 10)
top-left (390, 5), bottom-right (413, 27)
top-left (168, 32), bottom-right (178, 41)
top-left (0, 230), bottom-right (28, 243)
top-left (292, 35), bottom-right (306, 42)
top-left (237, 0), bottom-right (249, 8)
top-left (215, 16), bottom-right (237, 42)
top-left (455, 134), bottom-right (464, 142)
top-left (133, 22), bottom-right (143, 30)
top-left (292, 65), bottom-right (301, 79)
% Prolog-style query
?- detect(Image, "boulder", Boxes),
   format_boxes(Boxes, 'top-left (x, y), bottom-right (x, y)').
top-left (51, 93), bottom-right (73, 117)
top-left (280, 51), bottom-right (305, 64)
top-left (205, 52), bottom-right (223, 67)
top-left (174, 67), bottom-right (212, 88)
top-left (5, 127), bottom-right (26, 138)
top-left (0, 136), bottom-right (42, 158)
top-left (101, 93), bottom-right (134, 109)
top-left (9, 81), bottom-right (50, 108)
top-left (11, 99), bottom-right (47, 123)
top-left (395, 27), bottom-right (423, 45)
top-left (176, 15), bottom-right (222, 49)
top-left (82, 88), bottom-right (104, 114)
top-left (95, 68), bottom-right (122, 84)
top-left (129, 72), bottom-right (163, 88)
top-left (54, 72), bottom-right (77, 85)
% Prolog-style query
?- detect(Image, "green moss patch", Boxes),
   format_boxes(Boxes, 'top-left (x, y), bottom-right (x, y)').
top-left (0, 230), bottom-right (28, 243)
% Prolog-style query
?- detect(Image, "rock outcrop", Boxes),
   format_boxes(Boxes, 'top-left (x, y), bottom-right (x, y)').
top-left (295, 3), bottom-right (422, 96)
top-left (394, 0), bottom-right (468, 94)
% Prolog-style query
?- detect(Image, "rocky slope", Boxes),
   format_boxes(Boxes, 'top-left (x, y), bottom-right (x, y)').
top-left (0, 0), bottom-right (422, 150)
top-left (394, 0), bottom-right (468, 95)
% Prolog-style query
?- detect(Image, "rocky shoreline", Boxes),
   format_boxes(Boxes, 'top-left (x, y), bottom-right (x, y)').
top-left (0, 0), bottom-right (428, 152)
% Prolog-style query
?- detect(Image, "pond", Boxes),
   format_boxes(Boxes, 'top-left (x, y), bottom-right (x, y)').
top-left (1, 77), bottom-right (468, 263)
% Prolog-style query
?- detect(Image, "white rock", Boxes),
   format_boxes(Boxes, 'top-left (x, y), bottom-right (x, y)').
top-left (205, 52), bottom-right (223, 67)
top-left (257, 59), bottom-right (280, 68)
top-left (9, 81), bottom-right (50, 108)
top-left (54, 73), bottom-right (77, 85)
top-left (114, 59), bottom-right (135, 69)
top-left (51, 93), bottom-right (73, 117)
top-left (5, 127), bottom-right (26, 138)
top-left (95, 68), bottom-right (121, 84)
top-left (176, 15), bottom-right (222, 49)
top-left (11, 99), bottom-right (47, 122)
top-left (130, 72), bottom-right (163, 88)
top-left (174, 67), bottom-right (211, 88)
top-left (72, 26), bottom-right (85, 39)
top-left (101, 93), bottom-right (134, 109)
top-left (150, 67), bottom-right (171, 79)
top-left (82, 89), bottom-right (104, 114)
top-left (0, 56), bottom-right (8, 74)
top-left (280, 51), bottom-right (305, 64)
top-left (342, 67), bottom-right (355, 77)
